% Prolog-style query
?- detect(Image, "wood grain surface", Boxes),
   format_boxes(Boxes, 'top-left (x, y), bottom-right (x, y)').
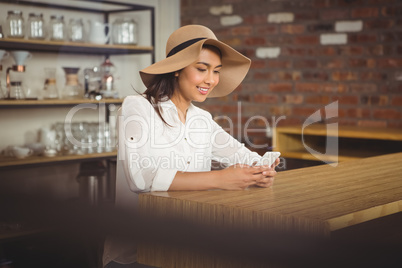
top-left (138, 153), bottom-right (402, 267)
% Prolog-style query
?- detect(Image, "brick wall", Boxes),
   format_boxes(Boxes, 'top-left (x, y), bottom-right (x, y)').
top-left (181, 0), bottom-right (402, 149)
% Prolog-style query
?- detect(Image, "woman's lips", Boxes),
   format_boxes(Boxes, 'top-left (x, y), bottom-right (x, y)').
top-left (197, 86), bottom-right (209, 95)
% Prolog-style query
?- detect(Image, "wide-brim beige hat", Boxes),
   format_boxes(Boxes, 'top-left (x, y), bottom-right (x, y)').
top-left (140, 25), bottom-right (251, 98)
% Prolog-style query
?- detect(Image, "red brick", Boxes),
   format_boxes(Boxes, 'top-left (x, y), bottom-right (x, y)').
top-left (233, 94), bottom-right (251, 102)
top-left (339, 46), bottom-right (365, 56)
top-left (294, 59), bottom-right (318, 68)
top-left (322, 58), bottom-right (344, 69)
top-left (295, 82), bottom-right (321, 92)
top-left (382, 6), bottom-right (402, 16)
top-left (283, 94), bottom-right (304, 104)
top-left (222, 105), bottom-right (238, 114)
top-left (307, 23), bottom-right (334, 32)
top-left (293, 35), bottom-right (319, 45)
top-left (349, 33), bottom-right (377, 43)
top-left (378, 58), bottom-right (402, 68)
top-left (283, 47), bottom-right (311, 56)
top-left (266, 36), bottom-right (293, 46)
top-left (322, 83), bottom-right (349, 93)
top-left (373, 109), bottom-right (401, 120)
top-left (350, 83), bottom-right (378, 93)
top-left (351, 7), bottom-right (379, 18)
top-left (243, 14), bottom-right (268, 25)
top-left (267, 60), bottom-right (292, 69)
top-left (292, 107), bottom-right (319, 117)
top-left (255, 25), bottom-right (278, 35)
top-left (332, 71), bottom-right (358, 81)
top-left (305, 95), bottom-right (331, 104)
top-left (381, 32), bottom-right (402, 42)
top-left (312, 46), bottom-right (338, 56)
top-left (281, 24), bottom-right (305, 34)
top-left (346, 108), bottom-right (371, 118)
top-left (302, 71), bottom-right (330, 81)
top-left (360, 95), bottom-right (389, 105)
top-left (320, 9), bottom-right (350, 20)
top-left (348, 58), bottom-right (376, 68)
top-left (391, 96), bottom-right (402, 106)
top-left (244, 37), bottom-right (266, 46)
top-left (357, 120), bottom-right (387, 128)
top-left (253, 94), bottom-right (279, 104)
top-left (367, 45), bottom-right (394, 56)
top-left (269, 83), bottom-right (293, 93)
top-left (253, 72), bottom-right (275, 80)
top-left (231, 26), bottom-right (253, 36)
top-left (250, 60), bottom-right (266, 69)
top-left (360, 72), bottom-right (387, 81)
top-left (332, 95), bottom-right (359, 105)
top-left (294, 11), bottom-right (319, 21)
top-left (277, 71), bottom-right (302, 81)
top-left (313, 0), bottom-right (338, 8)
top-left (365, 19), bottom-right (394, 30)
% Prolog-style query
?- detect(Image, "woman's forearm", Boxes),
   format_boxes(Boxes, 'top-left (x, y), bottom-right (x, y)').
top-left (168, 170), bottom-right (222, 191)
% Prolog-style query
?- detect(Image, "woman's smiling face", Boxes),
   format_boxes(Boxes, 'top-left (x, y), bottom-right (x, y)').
top-left (174, 46), bottom-right (222, 103)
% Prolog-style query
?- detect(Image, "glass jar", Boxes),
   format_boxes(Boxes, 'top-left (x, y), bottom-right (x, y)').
top-left (67, 18), bottom-right (84, 42)
top-left (62, 67), bottom-right (83, 99)
top-left (112, 18), bottom-right (137, 45)
top-left (9, 81), bottom-right (25, 99)
top-left (49, 15), bottom-right (65, 41)
top-left (27, 13), bottom-right (45, 40)
top-left (6, 10), bottom-right (25, 38)
top-left (43, 67), bottom-right (59, 99)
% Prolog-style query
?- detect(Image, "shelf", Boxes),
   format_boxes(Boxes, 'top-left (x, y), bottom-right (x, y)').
top-left (0, 98), bottom-right (124, 107)
top-left (274, 124), bottom-right (402, 163)
top-left (0, 151), bottom-right (117, 168)
top-left (0, 38), bottom-right (153, 55)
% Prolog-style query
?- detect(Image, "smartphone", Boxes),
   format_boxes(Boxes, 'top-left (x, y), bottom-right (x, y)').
top-left (259, 151), bottom-right (281, 166)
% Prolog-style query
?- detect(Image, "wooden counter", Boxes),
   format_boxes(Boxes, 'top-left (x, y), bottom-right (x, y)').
top-left (138, 153), bottom-right (402, 267)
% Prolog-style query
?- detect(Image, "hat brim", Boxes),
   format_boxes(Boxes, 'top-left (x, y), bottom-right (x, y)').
top-left (140, 39), bottom-right (250, 98)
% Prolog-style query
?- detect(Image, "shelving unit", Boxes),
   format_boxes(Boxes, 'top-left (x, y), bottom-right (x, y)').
top-left (274, 124), bottom-right (402, 163)
top-left (0, 151), bottom-right (117, 168)
top-left (0, 98), bottom-right (124, 106)
top-left (0, 38), bottom-right (153, 55)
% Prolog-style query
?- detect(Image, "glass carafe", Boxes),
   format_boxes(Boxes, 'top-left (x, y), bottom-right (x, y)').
top-left (43, 67), bottom-right (59, 99)
top-left (61, 67), bottom-right (83, 99)
top-left (9, 81), bottom-right (25, 99)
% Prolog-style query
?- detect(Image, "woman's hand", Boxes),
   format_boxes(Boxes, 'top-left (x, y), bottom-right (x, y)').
top-left (217, 163), bottom-right (276, 190)
top-left (255, 157), bottom-right (280, 188)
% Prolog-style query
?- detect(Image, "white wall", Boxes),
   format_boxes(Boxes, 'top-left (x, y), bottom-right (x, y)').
top-left (0, 0), bottom-right (179, 199)
top-left (0, 0), bottom-right (180, 149)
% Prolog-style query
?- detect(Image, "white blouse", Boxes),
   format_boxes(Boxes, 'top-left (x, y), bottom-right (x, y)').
top-left (118, 95), bottom-right (262, 192)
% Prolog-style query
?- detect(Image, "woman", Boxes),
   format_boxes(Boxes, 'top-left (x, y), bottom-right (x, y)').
top-left (104, 24), bottom-right (279, 268)
top-left (121, 24), bottom-right (278, 192)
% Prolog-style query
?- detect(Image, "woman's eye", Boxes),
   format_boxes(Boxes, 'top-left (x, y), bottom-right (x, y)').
top-left (197, 68), bottom-right (206, 72)
top-left (214, 70), bottom-right (221, 74)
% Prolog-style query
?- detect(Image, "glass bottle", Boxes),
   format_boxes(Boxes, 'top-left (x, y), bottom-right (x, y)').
top-left (6, 10), bottom-right (25, 38)
top-left (49, 15), bottom-right (65, 41)
top-left (67, 18), bottom-right (84, 42)
top-left (27, 13), bottom-right (45, 40)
